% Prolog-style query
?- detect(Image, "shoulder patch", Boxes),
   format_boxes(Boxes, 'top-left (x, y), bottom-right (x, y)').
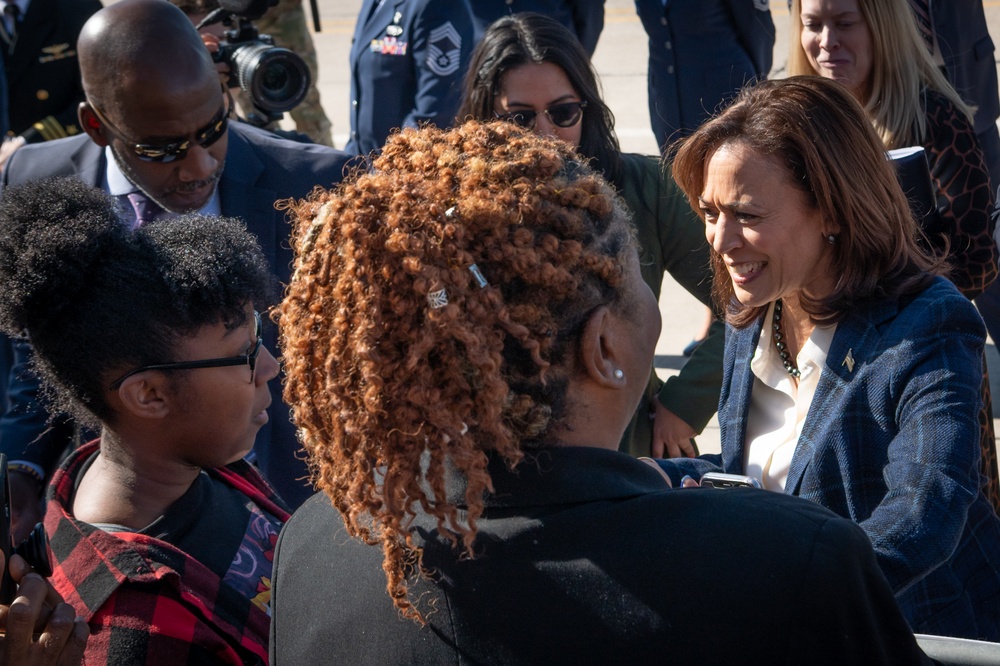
top-left (753, 0), bottom-right (769, 10)
top-left (426, 21), bottom-right (462, 77)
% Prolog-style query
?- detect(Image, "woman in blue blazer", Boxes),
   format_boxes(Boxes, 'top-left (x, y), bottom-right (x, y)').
top-left (658, 76), bottom-right (1000, 641)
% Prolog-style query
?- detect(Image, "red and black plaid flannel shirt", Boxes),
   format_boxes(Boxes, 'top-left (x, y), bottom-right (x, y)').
top-left (44, 441), bottom-right (291, 665)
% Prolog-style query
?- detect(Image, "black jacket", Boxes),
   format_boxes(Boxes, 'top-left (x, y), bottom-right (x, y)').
top-left (271, 445), bottom-right (930, 664)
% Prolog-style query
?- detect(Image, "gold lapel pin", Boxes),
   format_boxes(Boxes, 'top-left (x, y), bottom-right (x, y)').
top-left (843, 349), bottom-right (855, 373)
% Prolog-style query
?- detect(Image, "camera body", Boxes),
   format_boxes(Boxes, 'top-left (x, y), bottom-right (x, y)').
top-left (200, 1), bottom-right (311, 125)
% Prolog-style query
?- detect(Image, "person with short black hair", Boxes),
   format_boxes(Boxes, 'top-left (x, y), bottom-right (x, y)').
top-left (0, 177), bottom-right (287, 665)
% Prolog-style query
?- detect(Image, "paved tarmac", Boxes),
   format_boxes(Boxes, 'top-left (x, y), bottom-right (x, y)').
top-left (294, 0), bottom-right (1000, 456)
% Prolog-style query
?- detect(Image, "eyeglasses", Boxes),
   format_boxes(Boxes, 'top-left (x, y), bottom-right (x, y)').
top-left (494, 101), bottom-right (587, 130)
top-left (108, 311), bottom-right (262, 391)
top-left (88, 90), bottom-right (231, 163)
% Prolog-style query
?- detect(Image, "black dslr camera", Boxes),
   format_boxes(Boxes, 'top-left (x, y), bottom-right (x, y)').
top-left (197, 0), bottom-right (311, 126)
top-left (0, 454), bottom-right (51, 605)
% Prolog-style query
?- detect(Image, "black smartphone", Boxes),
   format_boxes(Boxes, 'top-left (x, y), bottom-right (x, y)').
top-left (0, 453), bottom-right (13, 605)
top-left (700, 472), bottom-right (762, 489)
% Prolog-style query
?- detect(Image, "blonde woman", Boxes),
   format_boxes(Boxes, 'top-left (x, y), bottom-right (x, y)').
top-left (790, 0), bottom-right (996, 299)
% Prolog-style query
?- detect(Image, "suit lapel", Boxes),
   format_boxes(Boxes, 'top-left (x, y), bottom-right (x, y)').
top-left (71, 137), bottom-right (104, 188)
top-left (218, 126), bottom-right (279, 271)
top-left (723, 319), bottom-right (762, 474)
top-left (784, 296), bottom-right (901, 494)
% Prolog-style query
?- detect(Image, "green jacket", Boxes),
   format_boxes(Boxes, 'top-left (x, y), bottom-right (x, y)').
top-left (616, 152), bottom-right (724, 456)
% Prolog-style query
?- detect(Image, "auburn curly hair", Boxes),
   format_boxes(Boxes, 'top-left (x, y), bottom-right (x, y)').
top-left (280, 120), bottom-right (637, 621)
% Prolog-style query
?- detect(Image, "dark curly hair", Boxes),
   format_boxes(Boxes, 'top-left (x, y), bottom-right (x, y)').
top-left (456, 13), bottom-right (624, 189)
top-left (280, 120), bottom-right (637, 622)
top-left (0, 177), bottom-right (275, 427)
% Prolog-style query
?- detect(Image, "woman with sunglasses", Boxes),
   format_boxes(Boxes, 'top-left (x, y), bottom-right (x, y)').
top-left (457, 12), bottom-right (722, 460)
top-left (0, 177), bottom-right (286, 664)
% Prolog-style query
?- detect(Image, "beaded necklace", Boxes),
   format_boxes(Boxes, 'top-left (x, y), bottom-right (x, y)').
top-left (772, 300), bottom-right (801, 379)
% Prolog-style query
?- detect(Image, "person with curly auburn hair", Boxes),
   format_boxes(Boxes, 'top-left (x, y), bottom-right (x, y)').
top-left (457, 12), bottom-right (723, 461)
top-left (0, 177), bottom-right (288, 664)
top-left (270, 120), bottom-right (929, 664)
top-left (657, 76), bottom-right (1000, 641)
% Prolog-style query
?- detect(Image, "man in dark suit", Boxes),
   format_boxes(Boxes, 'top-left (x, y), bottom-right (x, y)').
top-left (0, 0), bottom-right (102, 164)
top-left (634, 0), bottom-right (774, 152)
top-left (468, 0), bottom-right (605, 55)
top-left (346, 0), bottom-right (474, 155)
top-left (0, 0), bottom-right (352, 533)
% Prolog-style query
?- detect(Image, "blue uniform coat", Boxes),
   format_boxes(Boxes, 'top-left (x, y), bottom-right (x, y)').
top-left (468, 0), bottom-right (606, 55)
top-left (346, 0), bottom-right (474, 155)
top-left (634, 0), bottom-right (774, 150)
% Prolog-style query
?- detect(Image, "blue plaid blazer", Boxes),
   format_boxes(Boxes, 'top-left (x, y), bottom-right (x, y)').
top-left (659, 276), bottom-right (1000, 640)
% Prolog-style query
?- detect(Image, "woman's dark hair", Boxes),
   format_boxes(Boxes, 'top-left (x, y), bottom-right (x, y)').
top-left (456, 12), bottom-right (624, 188)
top-left (672, 76), bottom-right (940, 327)
top-left (0, 177), bottom-right (275, 426)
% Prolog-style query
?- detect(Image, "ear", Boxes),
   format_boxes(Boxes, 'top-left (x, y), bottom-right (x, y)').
top-left (114, 373), bottom-right (172, 421)
top-left (78, 102), bottom-right (108, 147)
top-left (577, 305), bottom-right (628, 389)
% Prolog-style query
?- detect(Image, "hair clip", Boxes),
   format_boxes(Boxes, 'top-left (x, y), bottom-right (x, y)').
top-left (427, 288), bottom-right (449, 309)
top-left (468, 263), bottom-right (488, 288)
top-left (445, 206), bottom-right (457, 219)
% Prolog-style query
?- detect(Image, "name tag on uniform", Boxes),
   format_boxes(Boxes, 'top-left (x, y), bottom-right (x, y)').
top-left (370, 36), bottom-right (408, 55)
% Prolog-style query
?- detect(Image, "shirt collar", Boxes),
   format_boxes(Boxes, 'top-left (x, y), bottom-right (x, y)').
top-left (751, 301), bottom-right (837, 390)
top-left (105, 146), bottom-right (223, 219)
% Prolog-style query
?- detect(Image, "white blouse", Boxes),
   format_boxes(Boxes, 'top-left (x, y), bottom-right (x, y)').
top-left (743, 302), bottom-right (837, 491)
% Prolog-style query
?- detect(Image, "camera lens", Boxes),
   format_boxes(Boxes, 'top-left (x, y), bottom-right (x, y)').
top-left (229, 43), bottom-right (310, 114)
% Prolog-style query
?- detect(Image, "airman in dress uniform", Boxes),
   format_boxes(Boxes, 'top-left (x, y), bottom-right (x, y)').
top-left (347, 0), bottom-right (474, 155)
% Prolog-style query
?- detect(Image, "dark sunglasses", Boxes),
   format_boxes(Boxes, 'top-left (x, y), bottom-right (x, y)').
top-left (494, 100), bottom-right (587, 130)
top-left (89, 91), bottom-right (231, 164)
top-left (109, 311), bottom-right (262, 391)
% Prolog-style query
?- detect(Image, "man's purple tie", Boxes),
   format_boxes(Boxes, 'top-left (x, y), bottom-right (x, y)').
top-left (127, 191), bottom-right (163, 228)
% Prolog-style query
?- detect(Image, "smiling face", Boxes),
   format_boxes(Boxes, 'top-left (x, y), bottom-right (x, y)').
top-left (799, 0), bottom-right (873, 102)
top-left (494, 61), bottom-right (585, 147)
top-left (699, 143), bottom-right (839, 309)
top-left (167, 308), bottom-right (279, 468)
top-left (97, 73), bottom-right (229, 214)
